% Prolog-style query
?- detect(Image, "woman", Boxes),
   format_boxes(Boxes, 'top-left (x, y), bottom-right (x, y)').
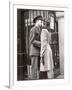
top-left (40, 21), bottom-right (54, 79)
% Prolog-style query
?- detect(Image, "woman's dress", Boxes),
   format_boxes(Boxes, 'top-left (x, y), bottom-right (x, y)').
top-left (40, 28), bottom-right (54, 73)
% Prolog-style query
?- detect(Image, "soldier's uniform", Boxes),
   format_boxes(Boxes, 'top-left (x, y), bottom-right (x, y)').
top-left (29, 25), bottom-right (41, 80)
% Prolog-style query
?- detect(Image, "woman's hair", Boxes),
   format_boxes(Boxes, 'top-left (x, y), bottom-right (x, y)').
top-left (42, 21), bottom-right (50, 30)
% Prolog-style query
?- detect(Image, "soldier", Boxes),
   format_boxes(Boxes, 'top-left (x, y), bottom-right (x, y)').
top-left (29, 16), bottom-right (42, 80)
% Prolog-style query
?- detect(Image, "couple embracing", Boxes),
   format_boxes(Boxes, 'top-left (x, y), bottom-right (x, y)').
top-left (29, 15), bottom-right (54, 80)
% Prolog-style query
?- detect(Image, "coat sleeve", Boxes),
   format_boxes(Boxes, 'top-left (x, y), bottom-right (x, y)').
top-left (29, 28), bottom-right (41, 48)
top-left (40, 29), bottom-right (47, 57)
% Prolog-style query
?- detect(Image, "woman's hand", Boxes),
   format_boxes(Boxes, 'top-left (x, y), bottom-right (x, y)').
top-left (40, 56), bottom-right (44, 65)
top-left (40, 51), bottom-right (44, 57)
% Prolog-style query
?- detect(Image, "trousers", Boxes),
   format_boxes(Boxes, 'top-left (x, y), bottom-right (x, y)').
top-left (30, 56), bottom-right (40, 80)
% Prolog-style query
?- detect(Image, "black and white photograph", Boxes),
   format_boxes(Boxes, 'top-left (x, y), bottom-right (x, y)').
top-left (0, 0), bottom-right (72, 89)
top-left (17, 9), bottom-right (64, 81)
top-left (8, 1), bottom-right (71, 88)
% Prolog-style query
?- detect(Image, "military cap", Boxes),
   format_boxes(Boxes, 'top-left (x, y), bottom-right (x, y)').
top-left (33, 15), bottom-right (42, 23)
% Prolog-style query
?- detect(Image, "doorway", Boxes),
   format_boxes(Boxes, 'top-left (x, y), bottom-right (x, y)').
top-left (17, 9), bottom-right (60, 80)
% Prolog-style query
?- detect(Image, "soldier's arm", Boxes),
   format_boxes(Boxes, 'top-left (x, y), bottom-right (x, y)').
top-left (33, 40), bottom-right (41, 48)
top-left (29, 28), bottom-right (41, 48)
